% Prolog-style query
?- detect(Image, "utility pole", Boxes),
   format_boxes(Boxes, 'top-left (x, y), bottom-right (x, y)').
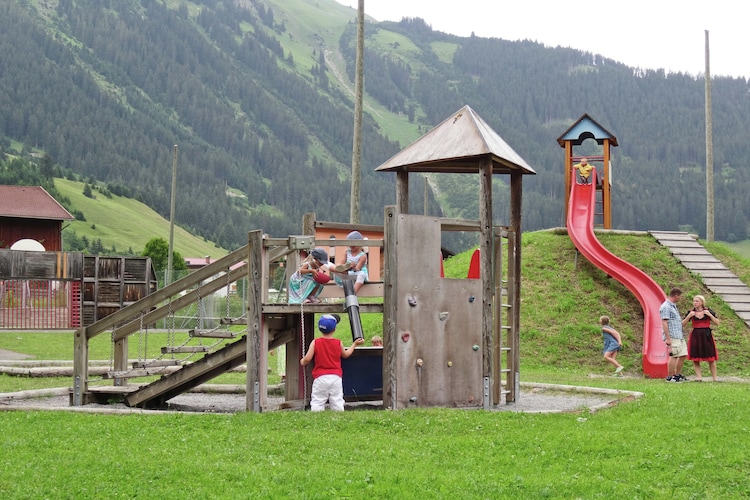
top-left (350, 0), bottom-right (364, 224)
top-left (705, 30), bottom-right (714, 242)
top-left (167, 144), bottom-right (177, 285)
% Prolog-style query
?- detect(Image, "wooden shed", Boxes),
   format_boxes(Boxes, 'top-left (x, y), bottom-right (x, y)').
top-left (0, 185), bottom-right (74, 251)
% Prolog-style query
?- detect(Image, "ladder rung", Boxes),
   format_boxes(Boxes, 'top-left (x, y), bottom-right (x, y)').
top-left (189, 329), bottom-right (237, 339)
top-left (103, 369), bottom-right (151, 379)
top-left (131, 360), bottom-right (181, 368)
top-left (161, 346), bottom-right (211, 354)
top-left (500, 326), bottom-right (512, 330)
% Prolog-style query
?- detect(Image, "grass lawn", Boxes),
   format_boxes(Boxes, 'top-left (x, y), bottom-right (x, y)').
top-left (3, 231), bottom-right (750, 497)
top-left (1, 367), bottom-right (749, 498)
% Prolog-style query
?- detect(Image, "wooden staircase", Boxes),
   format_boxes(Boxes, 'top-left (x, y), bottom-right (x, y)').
top-left (124, 336), bottom-right (248, 409)
top-left (651, 231), bottom-right (750, 328)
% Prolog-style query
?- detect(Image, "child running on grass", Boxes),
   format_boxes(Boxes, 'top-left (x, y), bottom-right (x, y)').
top-left (600, 315), bottom-right (624, 376)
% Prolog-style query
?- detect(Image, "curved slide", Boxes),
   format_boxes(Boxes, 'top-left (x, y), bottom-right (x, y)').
top-left (566, 171), bottom-right (667, 378)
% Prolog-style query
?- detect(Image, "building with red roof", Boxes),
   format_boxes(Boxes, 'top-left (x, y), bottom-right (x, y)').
top-left (0, 185), bottom-right (74, 251)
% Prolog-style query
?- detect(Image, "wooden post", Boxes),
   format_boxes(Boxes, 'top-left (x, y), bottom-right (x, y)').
top-left (564, 141), bottom-right (573, 223)
top-left (72, 327), bottom-right (88, 406)
top-left (705, 30), bottom-right (714, 242)
top-left (349, 0), bottom-right (364, 224)
top-left (396, 171), bottom-right (409, 214)
top-left (382, 205), bottom-right (398, 409)
top-left (603, 140), bottom-right (612, 229)
top-left (507, 171), bottom-right (523, 402)
top-left (246, 230), bottom-right (265, 412)
top-left (113, 336), bottom-right (128, 387)
top-left (479, 158), bottom-right (493, 408)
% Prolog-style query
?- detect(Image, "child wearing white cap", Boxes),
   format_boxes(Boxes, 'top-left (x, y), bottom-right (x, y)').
top-left (300, 314), bottom-right (364, 411)
top-left (333, 230), bottom-right (369, 294)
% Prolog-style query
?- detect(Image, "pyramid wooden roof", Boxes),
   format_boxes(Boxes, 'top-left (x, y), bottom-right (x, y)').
top-left (0, 185), bottom-right (74, 220)
top-left (375, 105), bottom-right (535, 175)
top-left (556, 113), bottom-right (619, 147)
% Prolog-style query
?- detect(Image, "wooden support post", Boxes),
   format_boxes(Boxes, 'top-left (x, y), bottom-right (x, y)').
top-left (479, 159), bottom-right (493, 409)
top-left (72, 327), bottom-right (88, 406)
top-left (382, 205), bottom-right (398, 409)
top-left (508, 171), bottom-right (523, 402)
top-left (396, 171), bottom-right (409, 214)
top-left (246, 230), bottom-right (266, 412)
top-left (113, 336), bottom-right (128, 387)
top-left (603, 139), bottom-right (612, 229)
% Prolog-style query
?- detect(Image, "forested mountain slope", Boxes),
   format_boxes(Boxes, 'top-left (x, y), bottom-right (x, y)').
top-left (1, 0), bottom-right (749, 253)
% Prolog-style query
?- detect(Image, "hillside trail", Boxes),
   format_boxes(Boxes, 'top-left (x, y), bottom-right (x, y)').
top-left (324, 48), bottom-right (386, 123)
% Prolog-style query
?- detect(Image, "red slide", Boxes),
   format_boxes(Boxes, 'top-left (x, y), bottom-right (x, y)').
top-left (566, 171), bottom-right (668, 378)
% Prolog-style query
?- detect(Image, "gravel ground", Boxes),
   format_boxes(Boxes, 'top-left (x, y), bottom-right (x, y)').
top-left (0, 383), bottom-right (641, 415)
top-left (0, 350), bottom-right (642, 415)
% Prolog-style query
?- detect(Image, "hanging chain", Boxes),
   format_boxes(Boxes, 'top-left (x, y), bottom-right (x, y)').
top-left (225, 268), bottom-right (232, 320)
top-left (109, 326), bottom-right (115, 370)
top-left (168, 298), bottom-right (175, 358)
top-left (138, 310), bottom-right (144, 363)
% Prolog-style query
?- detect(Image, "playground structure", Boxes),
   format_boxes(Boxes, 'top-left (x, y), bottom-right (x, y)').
top-left (70, 105), bottom-right (537, 410)
top-left (559, 115), bottom-right (668, 378)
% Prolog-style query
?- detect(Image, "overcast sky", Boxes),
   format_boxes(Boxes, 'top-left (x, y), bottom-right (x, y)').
top-left (335, 0), bottom-right (748, 79)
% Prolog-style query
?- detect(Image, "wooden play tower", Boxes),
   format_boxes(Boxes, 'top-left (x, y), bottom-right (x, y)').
top-left (558, 114), bottom-right (618, 228)
top-left (70, 105), bottom-right (535, 411)
top-left (374, 105), bottom-right (535, 408)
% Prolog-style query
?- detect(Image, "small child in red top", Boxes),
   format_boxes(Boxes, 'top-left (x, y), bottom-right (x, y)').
top-left (300, 314), bottom-right (364, 411)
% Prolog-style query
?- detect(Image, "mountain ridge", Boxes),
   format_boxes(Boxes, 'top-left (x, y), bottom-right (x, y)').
top-left (1, 0), bottom-right (750, 253)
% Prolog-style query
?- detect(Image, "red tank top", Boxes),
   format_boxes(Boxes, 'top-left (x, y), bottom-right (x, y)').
top-left (312, 336), bottom-right (343, 378)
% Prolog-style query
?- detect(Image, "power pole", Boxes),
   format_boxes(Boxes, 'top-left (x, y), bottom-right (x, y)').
top-left (350, 0), bottom-right (364, 224)
top-left (705, 30), bottom-right (714, 242)
top-left (167, 144), bottom-right (178, 285)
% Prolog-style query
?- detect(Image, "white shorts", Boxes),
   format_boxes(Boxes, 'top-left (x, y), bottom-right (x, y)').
top-left (310, 374), bottom-right (344, 411)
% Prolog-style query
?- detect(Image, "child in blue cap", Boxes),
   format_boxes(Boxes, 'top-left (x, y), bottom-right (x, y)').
top-left (300, 314), bottom-right (364, 411)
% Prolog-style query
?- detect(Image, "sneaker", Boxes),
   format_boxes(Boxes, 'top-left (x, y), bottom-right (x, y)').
top-left (615, 366), bottom-right (624, 374)
top-left (675, 374), bottom-right (689, 383)
top-left (665, 375), bottom-right (675, 382)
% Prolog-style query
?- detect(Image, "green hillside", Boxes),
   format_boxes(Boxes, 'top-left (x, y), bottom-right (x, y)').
top-left (445, 231), bottom-right (750, 377)
top-left (55, 178), bottom-right (227, 260)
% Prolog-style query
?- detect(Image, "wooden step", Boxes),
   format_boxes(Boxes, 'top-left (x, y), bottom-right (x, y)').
top-left (160, 346), bottom-right (211, 354)
top-left (131, 360), bottom-right (181, 369)
top-left (102, 369), bottom-right (152, 379)
top-left (189, 329), bottom-right (237, 339)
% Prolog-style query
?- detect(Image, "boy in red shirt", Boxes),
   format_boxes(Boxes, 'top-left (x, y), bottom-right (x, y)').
top-left (300, 314), bottom-right (364, 411)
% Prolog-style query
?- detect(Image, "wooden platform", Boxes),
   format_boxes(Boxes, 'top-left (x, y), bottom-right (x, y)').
top-left (651, 231), bottom-right (750, 327)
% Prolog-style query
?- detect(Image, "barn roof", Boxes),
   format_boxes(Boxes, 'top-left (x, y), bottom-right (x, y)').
top-left (0, 185), bottom-right (74, 221)
top-left (375, 105), bottom-right (535, 175)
